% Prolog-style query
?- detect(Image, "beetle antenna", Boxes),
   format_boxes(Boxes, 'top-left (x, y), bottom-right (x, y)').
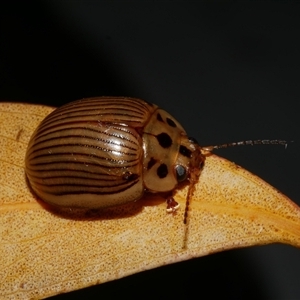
top-left (202, 139), bottom-right (289, 152)
top-left (182, 139), bottom-right (290, 249)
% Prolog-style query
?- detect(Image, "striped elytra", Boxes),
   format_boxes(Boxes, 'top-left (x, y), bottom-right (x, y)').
top-left (25, 97), bottom-right (205, 210)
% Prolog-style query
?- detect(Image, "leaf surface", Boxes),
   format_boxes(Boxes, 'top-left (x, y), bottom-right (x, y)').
top-left (0, 102), bottom-right (299, 299)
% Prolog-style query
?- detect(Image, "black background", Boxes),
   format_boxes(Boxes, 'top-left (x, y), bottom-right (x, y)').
top-left (1, 1), bottom-right (299, 299)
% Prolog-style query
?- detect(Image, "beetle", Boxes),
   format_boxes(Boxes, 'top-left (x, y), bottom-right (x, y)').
top-left (25, 97), bottom-right (205, 214)
top-left (25, 97), bottom-right (287, 220)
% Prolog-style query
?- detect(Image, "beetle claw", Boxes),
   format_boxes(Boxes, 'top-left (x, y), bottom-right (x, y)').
top-left (166, 197), bottom-right (180, 212)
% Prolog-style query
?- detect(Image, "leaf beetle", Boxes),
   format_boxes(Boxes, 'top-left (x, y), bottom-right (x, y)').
top-left (25, 97), bottom-right (287, 222)
top-left (25, 97), bottom-right (205, 213)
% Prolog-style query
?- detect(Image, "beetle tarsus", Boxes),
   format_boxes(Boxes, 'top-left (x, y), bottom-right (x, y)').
top-left (166, 197), bottom-right (180, 212)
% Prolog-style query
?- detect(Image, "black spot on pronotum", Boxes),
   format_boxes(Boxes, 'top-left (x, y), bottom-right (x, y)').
top-left (166, 117), bottom-right (176, 127)
top-left (179, 145), bottom-right (192, 158)
top-left (157, 163), bottom-right (168, 178)
top-left (156, 133), bottom-right (172, 148)
top-left (157, 113), bottom-right (163, 122)
top-left (147, 157), bottom-right (157, 170)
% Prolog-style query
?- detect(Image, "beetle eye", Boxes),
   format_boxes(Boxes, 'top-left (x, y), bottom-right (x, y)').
top-left (175, 165), bottom-right (188, 182)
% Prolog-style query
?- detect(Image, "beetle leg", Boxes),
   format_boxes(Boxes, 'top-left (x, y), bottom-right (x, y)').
top-left (166, 197), bottom-right (180, 212)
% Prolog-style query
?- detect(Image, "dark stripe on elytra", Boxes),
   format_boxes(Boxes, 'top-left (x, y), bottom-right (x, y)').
top-left (39, 113), bottom-right (145, 133)
top-left (147, 157), bottom-right (157, 170)
top-left (28, 158), bottom-right (139, 171)
top-left (156, 133), bottom-right (172, 148)
top-left (53, 98), bottom-right (151, 113)
top-left (27, 172), bottom-right (137, 187)
top-left (49, 105), bottom-right (146, 116)
top-left (28, 158), bottom-right (139, 169)
top-left (32, 177), bottom-right (139, 188)
top-left (41, 100), bottom-right (149, 120)
top-left (157, 163), bottom-right (168, 178)
top-left (60, 100), bottom-right (150, 111)
top-left (42, 180), bottom-right (139, 196)
top-left (42, 114), bottom-right (145, 130)
top-left (47, 109), bottom-right (146, 120)
top-left (29, 139), bottom-right (138, 157)
top-left (26, 170), bottom-right (122, 181)
top-left (43, 99), bottom-right (151, 125)
top-left (36, 122), bottom-right (141, 143)
top-left (31, 128), bottom-right (139, 149)
top-left (46, 98), bottom-right (151, 115)
top-left (179, 145), bottom-right (192, 158)
top-left (28, 174), bottom-right (138, 187)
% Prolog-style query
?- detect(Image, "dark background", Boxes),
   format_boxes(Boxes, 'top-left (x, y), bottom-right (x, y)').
top-left (1, 1), bottom-right (299, 299)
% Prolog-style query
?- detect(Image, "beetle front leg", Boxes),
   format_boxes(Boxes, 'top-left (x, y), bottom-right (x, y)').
top-left (166, 196), bottom-right (180, 212)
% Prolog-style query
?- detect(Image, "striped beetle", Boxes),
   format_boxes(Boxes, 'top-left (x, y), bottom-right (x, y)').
top-left (25, 97), bottom-right (204, 213)
top-left (25, 97), bottom-right (287, 221)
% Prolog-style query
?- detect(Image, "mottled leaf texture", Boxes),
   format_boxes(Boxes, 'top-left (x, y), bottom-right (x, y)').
top-left (0, 102), bottom-right (299, 299)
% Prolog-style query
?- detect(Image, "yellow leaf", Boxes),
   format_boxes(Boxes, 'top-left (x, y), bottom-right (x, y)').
top-left (0, 102), bottom-right (299, 299)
